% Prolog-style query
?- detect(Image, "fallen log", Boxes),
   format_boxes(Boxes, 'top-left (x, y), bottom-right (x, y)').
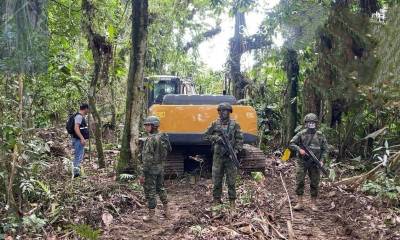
top-left (287, 220), bottom-right (295, 240)
top-left (333, 163), bottom-right (383, 190)
top-left (333, 150), bottom-right (400, 190)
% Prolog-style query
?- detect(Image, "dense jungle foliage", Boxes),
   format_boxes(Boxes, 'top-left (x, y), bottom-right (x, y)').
top-left (0, 0), bottom-right (399, 238)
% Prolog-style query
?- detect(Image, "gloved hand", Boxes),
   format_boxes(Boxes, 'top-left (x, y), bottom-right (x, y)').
top-left (214, 136), bottom-right (223, 144)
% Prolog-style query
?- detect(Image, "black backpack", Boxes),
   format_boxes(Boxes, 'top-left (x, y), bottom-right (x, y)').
top-left (66, 113), bottom-right (79, 135)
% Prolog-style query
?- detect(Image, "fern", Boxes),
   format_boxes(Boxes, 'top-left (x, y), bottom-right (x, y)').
top-left (23, 214), bottom-right (47, 232)
top-left (129, 183), bottom-right (143, 192)
top-left (70, 224), bottom-right (101, 240)
top-left (20, 178), bottom-right (35, 194)
top-left (362, 175), bottom-right (400, 203)
top-left (36, 180), bottom-right (53, 199)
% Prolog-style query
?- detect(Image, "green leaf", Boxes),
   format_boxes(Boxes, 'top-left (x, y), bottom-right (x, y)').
top-left (108, 25), bottom-right (116, 39)
top-left (70, 224), bottom-right (101, 240)
top-left (251, 172), bottom-right (264, 182)
top-left (23, 214), bottom-right (47, 231)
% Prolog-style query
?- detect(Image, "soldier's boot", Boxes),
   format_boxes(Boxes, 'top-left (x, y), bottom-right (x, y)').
top-left (142, 208), bottom-right (155, 222)
top-left (293, 196), bottom-right (304, 211)
top-left (310, 197), bottom-right (318, 211)
top-left (211, 198), bottom-right (222, 217)
top-left (163, 203), bottom-right (170, 219)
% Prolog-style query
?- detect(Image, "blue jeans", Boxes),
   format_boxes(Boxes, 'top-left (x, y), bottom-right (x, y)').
top-left (72, 138), bottom-right (84, 174)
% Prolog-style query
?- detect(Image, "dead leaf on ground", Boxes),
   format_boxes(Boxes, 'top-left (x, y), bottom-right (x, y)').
top-left (238, 224), bottom-right (253, 234)
top-left (253, 231), bottom-right (265, 240)
top-left (329, 201), bottom-right (336, 210)
top-left (102, 212), bottom-right (114, 228)
top-left (217, 226), bottom-right (239, 237)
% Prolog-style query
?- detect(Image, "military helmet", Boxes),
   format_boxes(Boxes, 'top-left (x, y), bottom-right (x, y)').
top-left (304, 113), bottom-right (318, 123)
top-left (144, 116), bottom-right (160, 127)
top-left (217, 102), bottom-right (233, 113)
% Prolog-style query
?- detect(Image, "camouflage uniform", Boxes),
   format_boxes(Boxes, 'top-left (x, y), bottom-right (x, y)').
top-left (204, 119), bottom-right (244, 202)
top-left (142, 132), bottom-right (171, 209)
top-left (289, 129), bottom-right (328, 197)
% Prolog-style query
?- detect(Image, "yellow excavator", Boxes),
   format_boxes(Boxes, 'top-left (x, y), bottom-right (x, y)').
top-left (144, 75), bottom-right (266, 175)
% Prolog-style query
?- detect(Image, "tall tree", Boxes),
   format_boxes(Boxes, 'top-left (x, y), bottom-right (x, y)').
top-left (308, 0), bottom-right (380, 128)
top-left (228, 9), bottom-right (246, 99)
top-left (227, 0), bottom-right (271, 99)
top-left (283, 48), bottom-right (299, 144)
top-left (82, 0), bottom-right (110, 168)
top-left (117, 0), bottom-right (149, 175)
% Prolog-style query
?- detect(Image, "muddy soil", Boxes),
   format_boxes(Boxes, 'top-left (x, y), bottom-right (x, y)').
top-left (22, 128), bottom-right (400, 240)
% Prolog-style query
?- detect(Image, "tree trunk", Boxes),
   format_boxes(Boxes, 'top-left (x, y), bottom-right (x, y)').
top-left (88, 88), bottom-right (105, 168)
top-left (18, 74), bottom-right (23, 127)
top-left (110, 45), bottom-right (117, 130)
top-left (359, 0), bottom-right (380, 16)
top-left (229, 11), bottom-right (246, 99)
top-left (110, 79), bottom-right (117, 129)
top-left (82, 0), bottom-right (110, 168)
top-left (283, 48), bottom-right (299, 144)
top-left (227, 6), bottom-right (271, 99)
top-left (117, 0), bottom-right (149, 175)
top-left (303, 77), bottom-right (321, 117)
top-left (330, 99), bottom-right (344, 127)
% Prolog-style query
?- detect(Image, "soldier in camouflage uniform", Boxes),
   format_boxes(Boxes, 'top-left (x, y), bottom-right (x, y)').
top-left (141, 116), bottom-right (172, 222)
top-left (289, 113), bottom-right (328, 211)
top-left (204, 102), bottom-right (244, 207)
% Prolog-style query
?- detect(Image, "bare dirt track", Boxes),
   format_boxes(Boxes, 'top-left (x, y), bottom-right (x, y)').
top-left (23, 128), bottom-right (400, 240)
top-left (99, 158), bottom-right (400, 240)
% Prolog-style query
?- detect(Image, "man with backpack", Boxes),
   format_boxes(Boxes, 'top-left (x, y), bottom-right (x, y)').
top-left (66, 104), bottom-right (90, 178)
top-left (141, 116), bottom-right (172, 222)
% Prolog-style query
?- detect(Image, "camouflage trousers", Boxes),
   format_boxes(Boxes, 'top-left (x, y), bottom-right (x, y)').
top-left (143, 169), bottom-right (167, 209)
top-left (295, 159), bottom-right (320, 197)
top-left (212, 155), bottom-right (237, 201)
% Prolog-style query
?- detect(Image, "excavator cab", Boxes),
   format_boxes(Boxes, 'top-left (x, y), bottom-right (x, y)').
top-left (145, 75), bottom-right (196, 108)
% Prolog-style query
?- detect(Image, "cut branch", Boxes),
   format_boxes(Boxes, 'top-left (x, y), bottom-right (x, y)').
top-left (243, 33), bottom-right (272, 52)
top-left (333, 163), bottom-right (383, 190)
top-left (183, 25), bottom-right (221, 52)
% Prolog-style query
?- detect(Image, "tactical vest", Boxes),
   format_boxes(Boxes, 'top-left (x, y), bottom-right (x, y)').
top-left (214, 119), bottom-right (236, 141)
top-left (212, 119), bottom-right (238, 157)
top-left (142, 133), bottom-right (171, 168)
top-left (299, 131), bottom-right (324, 160)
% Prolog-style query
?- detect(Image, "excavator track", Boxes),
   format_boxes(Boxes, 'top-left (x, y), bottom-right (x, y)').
top-left (239, 144), bottom-right (266, 172)
top-left (165, 152), bottom-right (185, 176)
top-left (165, 144), bottom-right (266, 176)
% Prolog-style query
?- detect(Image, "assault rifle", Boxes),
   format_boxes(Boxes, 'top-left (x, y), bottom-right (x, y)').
top-left (299, 143), bottom-right (329, 177)
top-left (217, 130), bottom-right (240, 168)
